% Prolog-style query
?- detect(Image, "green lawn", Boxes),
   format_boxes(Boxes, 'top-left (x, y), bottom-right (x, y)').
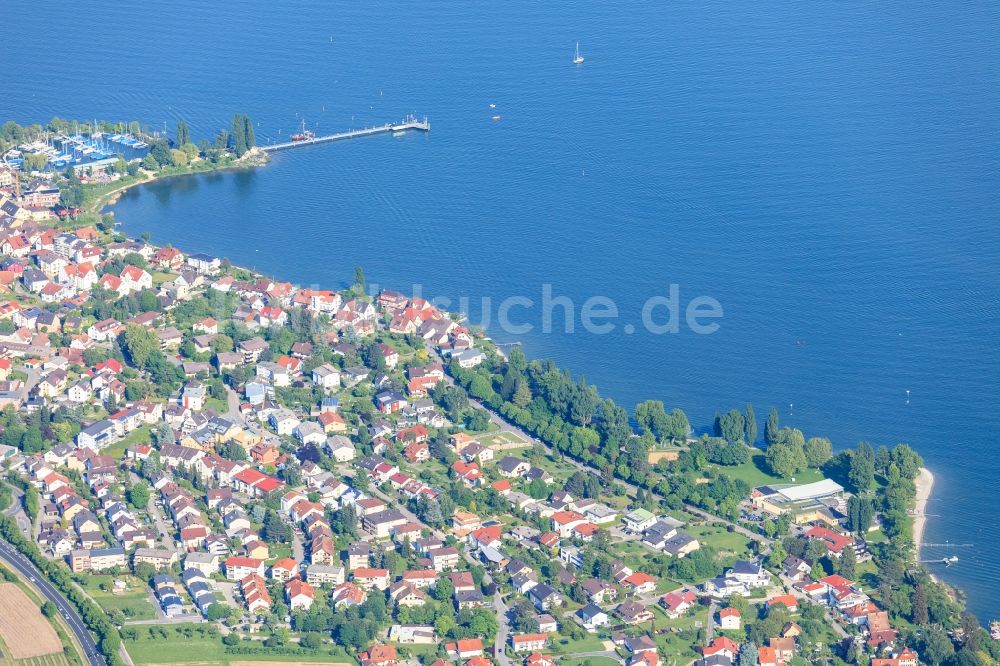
top-left (151, 271), bottom-right (176, 286)
top-left (100, 425), bottom-right (152, 460)
top-left (865, 528), bottom-right (887, 544)
top-left (684, 523), bottom-right (752, 556)
top-left (709, 452), bottom-right (825, 488)
top-left (396, 644), bottom-right (440, 661)
top-left (127, 626), bottom-right (356, 665)
top-left (266, 544), bottom-right (293, 564)
top-left (559, 657), bottom-right (620, 666)
top-left (478, 431), bottom-right (528, 449)
top-left (650, 605), bottom-right (708, 664)
top-left (125, 632), bottom-right (224, 664)
top-left (549, 636), bottom-right (609, 655)
top-left (77, 574), bottom-right (157, 621)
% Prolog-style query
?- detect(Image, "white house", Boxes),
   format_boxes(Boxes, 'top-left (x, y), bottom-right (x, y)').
top-left (269, 410), bottom-right (300, 436)
top-left (312, 364), bottom-right (341, 391)
top-left (577, 603), bottom-right (609, 632)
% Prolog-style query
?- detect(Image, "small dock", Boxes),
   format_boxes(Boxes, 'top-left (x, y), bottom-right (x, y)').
top-left (260, 115), bottom-right (430, 153)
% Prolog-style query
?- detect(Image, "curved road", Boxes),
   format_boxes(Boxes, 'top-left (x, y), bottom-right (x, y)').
top-left (0, 539), bottom-right (106, 666)
top-left (3, 485), bottom-right (34, 538)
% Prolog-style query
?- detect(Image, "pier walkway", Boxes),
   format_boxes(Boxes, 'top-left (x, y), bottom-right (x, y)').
top-left (260, 115), bottom-right (429, 152)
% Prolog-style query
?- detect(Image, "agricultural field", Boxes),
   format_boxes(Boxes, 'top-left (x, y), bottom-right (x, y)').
top-left (0, 655), bottom-right (72, 666)
top-left (0, 583), bottom-right (63, 660)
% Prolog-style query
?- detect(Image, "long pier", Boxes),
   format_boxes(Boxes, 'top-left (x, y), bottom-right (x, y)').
top-left (260, 115), bottom-right (430, 152)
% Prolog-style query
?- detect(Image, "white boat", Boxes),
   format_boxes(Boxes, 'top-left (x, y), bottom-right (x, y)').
top-left (573, 42), bottom-right (584, 64)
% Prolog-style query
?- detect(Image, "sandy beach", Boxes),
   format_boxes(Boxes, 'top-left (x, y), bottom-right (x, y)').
top-left (913, 466), bottom-right (935, 556)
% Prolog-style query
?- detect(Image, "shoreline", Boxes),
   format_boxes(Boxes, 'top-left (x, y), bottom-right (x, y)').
top-left (913, 465), bottom-right (934, 558)
top-left (80, 149), bottom-right (269, 218)
top-left (70, 162), bottom-right (976, 623)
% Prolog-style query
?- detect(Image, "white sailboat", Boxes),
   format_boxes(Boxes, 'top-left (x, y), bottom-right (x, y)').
top-left (573, 42), bottom-right (584, 64)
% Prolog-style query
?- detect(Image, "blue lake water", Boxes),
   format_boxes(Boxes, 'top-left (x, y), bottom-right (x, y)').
top-left (4, 1), bottom-right (999, 619)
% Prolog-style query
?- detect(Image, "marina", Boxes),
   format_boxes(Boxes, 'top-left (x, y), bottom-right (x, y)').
top-left (2, 128), bottom-right (150, 171)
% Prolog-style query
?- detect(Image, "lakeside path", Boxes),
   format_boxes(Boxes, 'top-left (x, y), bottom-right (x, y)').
top-left (914, 466), bottom-right (935, 558)
top-left (89, 170), bottom-right (153, 213)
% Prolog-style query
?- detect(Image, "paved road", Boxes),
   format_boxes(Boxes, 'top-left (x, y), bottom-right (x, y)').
top-left (704, 601), bottom-right (716, 644)
top-left (493, 591), bottom-right (512, 666)
top-left (16, 367), bottom-right (40, 404)
top-left (0, 539), bottom-right (106, 666)
top-left (291, 528), bottom-right (305, 563)
top-left (3, 485), bottom-right (32, 539)
top-left (131, 471), bottom-right (181, 556)
top-left (224, 385), bottom-right (244, 423)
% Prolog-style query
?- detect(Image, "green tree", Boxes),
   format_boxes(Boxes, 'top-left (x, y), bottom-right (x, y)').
top-left (176, 119), bottom-right (191, 147)
top-left (141, 154), bottom-right (159, 171)
top-left (513, 381), bottom-right (533, 409)
top-left (716, 409), bottom-right (745, 444)
top-left (765, 407), bottom-right (780, 446)
top-left (526, 478), bottom-right (548, 500)
top-left (744, 404), bottom-right (758, 444)
top-left (919, 625), bottom-right (955, 665)
top-left (354, 266), bottom-right (365, 291)
top-left (119, 324), bottom-right (159, 368)
top-left (765, 442), bottom-right (799, 478)
top-left (231, 114), bottom-right (248, 156)
top-left (150, 140), bottom-right (172, 165)
top-left (804, 436), bottom-right (833, 468)
top-left (912, 582), bottom-right (929, 625)
top-left (739, 641), bottom-right (758, 666)
top-left (60, 185), bottom-right (84, 208)
top-left (838, 546), bottom-right (857, 580)
top-left (22, 153), bottom-right (49, 172)
top-left (846, 495), bottom-right (874, 534)
top-left (848, 450), bottom-right (875, 493)
top-left (205, 603), bottom-right (231, 621)
top-left (262, 509), bottom-right (292, 543)
top-left (433, 578), bottom-right (453, 602)
top-left (634, 400), bottom-right (666, 437)
top-left (126, 482), bottom-right (150, 509)
top-left (242, 114), bottom-right (255, 149)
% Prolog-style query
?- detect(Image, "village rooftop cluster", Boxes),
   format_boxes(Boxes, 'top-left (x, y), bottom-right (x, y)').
top-left (0, 194), bottom-right (928, 666)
